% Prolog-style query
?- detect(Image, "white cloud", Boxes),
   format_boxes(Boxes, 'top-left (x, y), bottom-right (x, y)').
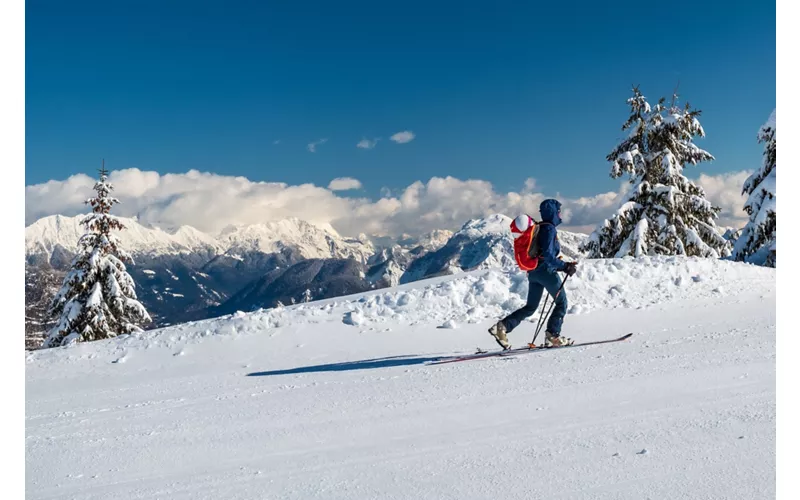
top-left (356, 138), bottom-right (379, 150)
top-left (522, 177), bottom-right (537, 194)
top-left (328, 177), bottom-right (363, 191)
top-left (25, 169), bottom-right (355, 234)
top-left (558, 184), bottom-right (631, 233)
top-left (694, 170), bottom-right (751, 229)
top-left (390, 131), bottom-right (415, 144)
top-left (307, 138), bottom-right (328, 152)
top-left (273, 139), bottom-right (281, 145)
top-left (25, 169), bottom-right (750, 240)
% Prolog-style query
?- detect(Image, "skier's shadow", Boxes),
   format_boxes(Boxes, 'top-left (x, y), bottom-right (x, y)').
top-left (246, 354), bottom-right (443, 377)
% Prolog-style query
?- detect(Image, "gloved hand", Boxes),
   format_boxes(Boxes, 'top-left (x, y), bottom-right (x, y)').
top-left (563, 261), bottom-right (578, 277)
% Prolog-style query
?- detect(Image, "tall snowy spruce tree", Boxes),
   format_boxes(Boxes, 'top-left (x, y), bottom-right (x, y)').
top-left (43, 166), bottom-right (151, 348)
top-left (581, 87), bottom-right (730, 258)
top-left (732, 109), bottom-right (776, 267)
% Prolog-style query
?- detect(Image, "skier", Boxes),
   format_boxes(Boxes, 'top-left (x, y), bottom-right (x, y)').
top-left (488, 199), bottom-right (577, 349)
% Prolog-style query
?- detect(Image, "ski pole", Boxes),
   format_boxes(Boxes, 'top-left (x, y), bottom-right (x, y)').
top-left (531, 275), bottom-right (567, 346)
top-left (531, 291), bottom-right (551, 345)
top-left (529, 274), bottom-right (569, 347)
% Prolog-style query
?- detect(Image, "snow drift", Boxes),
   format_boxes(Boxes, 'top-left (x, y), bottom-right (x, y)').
top-left (28, 256), bottom-right (771, 360)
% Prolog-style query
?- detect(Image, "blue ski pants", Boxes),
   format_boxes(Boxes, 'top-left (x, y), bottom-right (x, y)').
top-left (501, 266), bottom-right (567, 335)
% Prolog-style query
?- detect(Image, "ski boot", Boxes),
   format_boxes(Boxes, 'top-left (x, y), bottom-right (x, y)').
top-left (545, 331), bottom-right (574, 347)
top-left (488, 321), bottom-right (511, 350)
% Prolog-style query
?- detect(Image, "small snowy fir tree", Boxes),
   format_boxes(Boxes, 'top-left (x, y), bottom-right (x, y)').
top-left (732, 109), bottom-right (776, 267)
top-left (43, 166), bottom-right (151, 348)
top-left (581, 87), bottom-right (730, 258)
top-left (302, 289), bottom-right (313, 303)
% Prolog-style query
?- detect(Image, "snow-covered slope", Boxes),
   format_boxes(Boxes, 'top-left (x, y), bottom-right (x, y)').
top-left (26, 257), bottom-right (775, 500)
top-left (400, 214), bottom-right (588, 284)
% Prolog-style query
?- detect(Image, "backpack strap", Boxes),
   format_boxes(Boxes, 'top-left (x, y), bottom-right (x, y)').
top-left (528, 221), bottom-right (554, 258)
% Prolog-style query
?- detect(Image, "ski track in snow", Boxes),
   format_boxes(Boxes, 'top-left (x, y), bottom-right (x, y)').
top-left (26, 257), bottom-right (775, 500)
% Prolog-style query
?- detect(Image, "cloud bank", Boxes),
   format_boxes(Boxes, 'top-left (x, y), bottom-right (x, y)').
top-left (25, 168), bottom-right (749, 239)
top-left (694, 170), bottom-right (751, 229)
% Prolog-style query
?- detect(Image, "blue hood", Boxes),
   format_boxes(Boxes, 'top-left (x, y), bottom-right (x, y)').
top-left (539, 199), bottom-right (562, 226)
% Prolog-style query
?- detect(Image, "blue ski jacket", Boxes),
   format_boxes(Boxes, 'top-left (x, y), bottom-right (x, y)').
top-left (536, 199), bottom-right (567, 273)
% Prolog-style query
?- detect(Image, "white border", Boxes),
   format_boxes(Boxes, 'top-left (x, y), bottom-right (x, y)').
top-left (2, 0), bottom-right (25, 499)
top-left (776, 0), bottom-right (794, 499)
top-left (11, 2), bottom-right (785, 499)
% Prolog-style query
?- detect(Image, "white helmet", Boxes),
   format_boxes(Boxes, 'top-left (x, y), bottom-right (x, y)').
top-left (510, 214), bottom-right (532, 236)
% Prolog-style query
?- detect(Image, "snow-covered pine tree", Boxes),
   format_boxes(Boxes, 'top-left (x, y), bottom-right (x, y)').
top-left (43, 166), bottom-right (151, 348)
top-left (581, 87), bottom-right (730, 258)
top-left (302, 289), bottom-right (313, 303)
top-left (732, 109), bottom-right (776, 267)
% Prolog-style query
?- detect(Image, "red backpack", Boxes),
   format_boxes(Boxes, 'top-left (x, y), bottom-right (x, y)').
top-left (510, 216), bottom-right (550, 271)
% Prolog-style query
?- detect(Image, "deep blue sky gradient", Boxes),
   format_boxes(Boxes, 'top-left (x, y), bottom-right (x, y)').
top-left (26, 0), bottom-right (775, 198)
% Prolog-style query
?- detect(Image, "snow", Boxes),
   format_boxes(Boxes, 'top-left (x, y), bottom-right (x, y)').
top-left (86, 282), bottom-right (103, 309)
top-left (757, 168), bottom-right (777, 197)
top-left (763, 108), bottom-right (776, 132)
top-left (26, 215), bottom-right (375, 264)
top-left (618, 150), bottom-right (634, 164)
top-left (414, 229), bottom-right (453, 251)
top-left (218, 218), bottom-right (374, 262)
top-left (342, 310), bottom-right (365, 326)
top-left (632, 218), bottom-right (648, 256)
top-left (744, 169), bottom-right (777, 223)
top-left (652, 184), bottom-right (679, 205)
top-left (25, 214), bottom-right (222, 257)
top-left (26, 257), bottom-right (775, 499)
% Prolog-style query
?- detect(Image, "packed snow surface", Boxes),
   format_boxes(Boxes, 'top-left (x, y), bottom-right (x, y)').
top-left (26, 256), bottom-right (775, 499)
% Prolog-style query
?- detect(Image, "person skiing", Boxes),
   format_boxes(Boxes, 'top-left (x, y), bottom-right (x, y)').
top-left (488, 199), bottom-right (577, 349)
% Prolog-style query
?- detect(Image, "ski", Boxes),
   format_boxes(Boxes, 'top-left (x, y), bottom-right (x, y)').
top-left (429, 333), bottom-right (633, 365)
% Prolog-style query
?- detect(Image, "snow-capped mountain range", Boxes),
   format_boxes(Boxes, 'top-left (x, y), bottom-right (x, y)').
top-left (26, 214), bottom-right (374, 263)
top-left (24, 213), bottom-right (588, 343)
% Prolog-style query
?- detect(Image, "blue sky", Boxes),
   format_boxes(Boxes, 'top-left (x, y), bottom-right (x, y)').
top-left (26, 0), bottom-right (775, 200)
